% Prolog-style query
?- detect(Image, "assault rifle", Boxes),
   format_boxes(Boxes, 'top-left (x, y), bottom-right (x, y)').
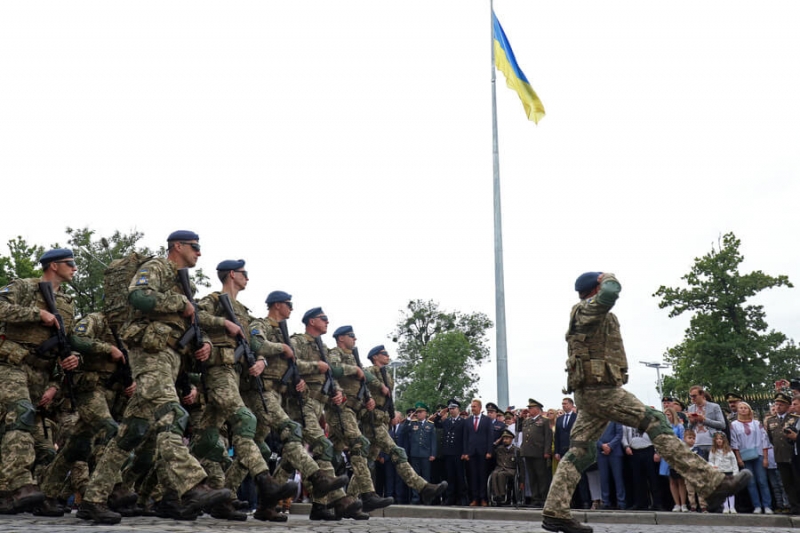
top-left (315, 335), bottom-right (344, 429)
top-left (379, 365), bottom-right (395, 420)
top-left (105, 326), bottom-right (134, 391)
top-left (351, 346), bottom-right (374, 430)
top-left (218, 293), bottom-right (268, 414)
top-left (37, 281), bottom-right (76, 412)
top-left (175, 268), bottom-right (207, 400)
top-left (278, 320), bottom-right (304, 427)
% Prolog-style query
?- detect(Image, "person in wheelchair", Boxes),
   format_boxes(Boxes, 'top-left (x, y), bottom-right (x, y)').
top-left (490, 429), bottom-right (519, 505)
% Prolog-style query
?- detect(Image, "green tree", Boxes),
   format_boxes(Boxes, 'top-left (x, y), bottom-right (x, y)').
top-left (653, 232), bottom-right (800, 399)
top-left (390, 299), bottom-right (493, 412)
top-left (0, 237), bottom-right (45, 287)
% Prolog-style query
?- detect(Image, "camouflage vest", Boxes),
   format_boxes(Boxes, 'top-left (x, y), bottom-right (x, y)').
top-left (258, 319), bottom-right (290, 382)
top-left (328, 346), bottom-right (361, 398)
top-left (2, 278), bottom-right (74, 354)
top-left (565, 305), bottom-right (628, 392)
top-left (291, 333), bottom-right (325, 387)
top-left (74, 313), bottom-right (119, 373)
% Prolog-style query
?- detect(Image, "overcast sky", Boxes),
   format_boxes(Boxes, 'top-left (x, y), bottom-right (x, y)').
top-left (2, 1), bottom-right (799, 411)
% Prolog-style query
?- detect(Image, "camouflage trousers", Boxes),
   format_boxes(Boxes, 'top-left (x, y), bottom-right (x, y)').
top-left (226, 387), bottom-right (319, 493)
top-left (40, 386), bottom-right (119, 498)
top-left (277, 394), bottom-right (346, 505)
top-left (543, 386), bottom-right (725, 519)
top-left (0, 364), bottom-right (40, 491)
top-left (326, 404), bottom-right (374, 497)
top-left (364, 412), bottom-right (428, 492)
top-left (192, 366), bottom-right (267, 481)
top-left (84, 346), bottom-right (207, 503)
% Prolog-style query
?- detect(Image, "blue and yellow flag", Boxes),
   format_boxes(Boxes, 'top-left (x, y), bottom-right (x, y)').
top-left (492, 12), bottom-right (545, 124)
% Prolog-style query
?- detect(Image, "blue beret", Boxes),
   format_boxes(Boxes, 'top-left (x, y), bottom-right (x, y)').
top-left (332, 325), bottom-right (353, 338)
top-left (216, 259), bottom-right (245, 271)
top-left (167, 230), bottom-right (200, 242)
top-left (575, 271), bottom-right (602, 293)
top-left (367, 345), bottom-right (386, 359)
top-left (266, 290), bottom-right (292, 304)
top-left (39, 248), bottom-right (74, 265)
top-left (302, 307), bottom-right (324, 324)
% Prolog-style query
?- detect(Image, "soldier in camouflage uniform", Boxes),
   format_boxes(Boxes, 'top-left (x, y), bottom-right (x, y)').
top-left (37, 311), bottom-right (136, 516)
top-left (541, 272), bottom-right (752, 533)
top-left (364, 345), bottom-right (448, 505)
top-left (0, 248), bottom-right (80, 513)
top-left (192, 260), bottom-right (297, 521)
top-left (225, 291), bottom-right (348, 519)
top-left (286, 307), bottom-right (364, 520)
top-left (327, 325), bottom-right (392, 513)
top-left (78, 231), bottom-right (231, 524)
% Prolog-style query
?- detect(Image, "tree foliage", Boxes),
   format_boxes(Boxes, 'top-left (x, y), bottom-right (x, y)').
top-left (653, 232), bottom-right (799, 398)
top-left (390, 299), bottom-right (493, 412)
top-left (0, 237), bottom-right (45, 287)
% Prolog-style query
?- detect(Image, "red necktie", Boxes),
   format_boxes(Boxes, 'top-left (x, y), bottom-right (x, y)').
top-left (474, 416), bottom-right (479, 431)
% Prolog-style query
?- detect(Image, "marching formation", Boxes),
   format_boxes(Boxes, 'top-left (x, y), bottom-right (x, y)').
top-left (0, 229), bottom-right (447, 525)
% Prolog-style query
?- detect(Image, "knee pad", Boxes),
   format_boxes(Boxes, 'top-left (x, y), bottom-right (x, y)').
top-left (348, 434), bottom-right (371, 457)
top-left (63, 432), bottom-right (94, 463)
top-left (311, 436), bottom-right (335, 463)
top-left (117, 417), bottom-right (150, 452)
top-left (257, 440), bottom-right (272, 462)
top-left (94, 418), bottom-right (120, 445)
top-left (6, 400), bottom-right (37, 433)
top-left (391, 445), bottom-right (408, 464)
top-left (640, 407), bottom-right (673, 440)
top-left (191, 427), bottom-right (224, 461)
top-left (277, 419), bottom-right (303, 444)
top-left (131, 449), bottom-right (155, 474)
top-left (228, 406), bottom-right (257, 439)
top-left (563, 440), bottom-right (598, 473)
top-left (154, 402), bottom-right (189, 436)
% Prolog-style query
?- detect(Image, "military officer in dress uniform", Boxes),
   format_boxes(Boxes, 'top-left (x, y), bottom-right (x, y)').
top-left (407, 402), bottom-right (438, 504)
top-left (519, 398), bottom-right (552, 507)
top-left (434, 399), bottom-right (467, 505)
top-left (765, 392), bottom-right (800, 514)
top-left (491, 429), bottom-right (519, 505)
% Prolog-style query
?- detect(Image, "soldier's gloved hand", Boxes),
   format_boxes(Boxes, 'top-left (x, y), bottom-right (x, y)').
top-left (194, 342), bottom-right (211, 361)
top-left (249, 360), bottom-right (266, 376)
top-left (59, 354), bottom-right (80, 371)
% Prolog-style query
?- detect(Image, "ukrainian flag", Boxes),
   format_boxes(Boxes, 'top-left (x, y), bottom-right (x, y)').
top-left (492, 11), bottom-right (545, 124)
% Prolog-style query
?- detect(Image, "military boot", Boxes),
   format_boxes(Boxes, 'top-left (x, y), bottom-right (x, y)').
top-left (309, 502), bottom-right (339, 521)
top-left (179, 483), bottom-right (231, 519)
top-left (420, 481), bottom-right (448, 505)
top-left (209, 499), bottom-right (248, 521)
top-left (254, 471), bottom-right (297, 510)
top-left (32, 497), bottom-right (65, 517)
top-left (107, 483), bottom-right (138, 511)
top-left (253, 505), bottom-right (288, 522)
top-left (308, 470), bottom-right (349, 498)
top-left (705, 470), bottom-right (752, 511)
top-left (542, 516), bottom-right (593, 533)
top-left (155, 491), bottom-right (192, 520)
top-left (0, 492), bottom-right (16, 515)
top-left (232, 499), bottom-right (250, 510)
top-left (333, 495), bottom-right (368, 520)
top-left (360, 491), bottom-right (393, 512)
top-left (77, 501), bottom-right (122, 525)
top-left (11, 484), bottom-right (45, 512)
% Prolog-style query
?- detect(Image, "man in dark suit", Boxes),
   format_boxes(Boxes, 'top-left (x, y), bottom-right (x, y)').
top-left (555, 397), bottom-right (589, 509)
top-left (433, 399), bottom-right (468, 505)
top-left (461, 399), bottom-right (495, 506)
top-left (519, 398), bottom-right (553, 507)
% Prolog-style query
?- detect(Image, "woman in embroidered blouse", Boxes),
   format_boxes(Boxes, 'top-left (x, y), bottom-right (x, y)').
top-left (730, 402), bottom-right (772, 514)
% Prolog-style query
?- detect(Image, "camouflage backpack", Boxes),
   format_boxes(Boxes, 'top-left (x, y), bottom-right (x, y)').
top-left (103, 252), bottom-right (153, 330)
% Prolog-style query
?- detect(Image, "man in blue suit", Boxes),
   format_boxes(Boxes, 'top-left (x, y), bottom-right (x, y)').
top-left (596, 421), bottom-right (625, 510)
top-left (461, 399), bottom-right (495, 506)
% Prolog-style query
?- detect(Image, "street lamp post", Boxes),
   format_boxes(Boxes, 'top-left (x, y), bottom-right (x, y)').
top-left (388, 361), bottom-right (404, 406)
top-left (639, 361), bottom-right (670, 401)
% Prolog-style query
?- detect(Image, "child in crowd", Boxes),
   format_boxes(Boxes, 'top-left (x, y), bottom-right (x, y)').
top-left (708, 432), bottom-right (738, 513)
top-left (683, 430), bottom-right (708, 512)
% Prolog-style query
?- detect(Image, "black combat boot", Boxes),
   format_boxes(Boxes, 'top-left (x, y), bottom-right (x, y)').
top-left (420, 481), bottom-right (448, 505)
top-left (542, 516), bottom-right (593, 533)
top-left (360, 491), bottom-right (393, 512)
top-left (254, 471), bottom-right (297, 510)
top-left (209, 499), bottom-right (248, 521)
top-left (11, 484), bottom-right (45, 512)
top-left (77, 501), bottom-right (122, 525)
top-left (179, 482), bottom-right (231, 519)
top-left (253, 505), bottom-right (288, 522)
top-left (32, 497), bottom-right (65, 517)
top-left (309, 470), bottom-right (350, 498)
top-left (309, 502), bottom-right (339, 521)
top-left (705, 470), bottom-right (752, 510)
top-left (334, 495), bottom-right (368, 520)
top-left (0, 492), bottom-right (16, 515)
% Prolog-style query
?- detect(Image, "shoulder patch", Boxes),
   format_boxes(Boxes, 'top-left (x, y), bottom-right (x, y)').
top-left (135, 275), bottom-right (149, 286)
top-left (75, 323), bottom-right (88, 333)
top-left (251, 328), bottom-right (261, 336)
top-left (0, 286), bottom-right (9, 293)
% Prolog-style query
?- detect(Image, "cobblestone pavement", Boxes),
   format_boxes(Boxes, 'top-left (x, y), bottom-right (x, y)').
top-left (0, 511), bottom-right (796, 533)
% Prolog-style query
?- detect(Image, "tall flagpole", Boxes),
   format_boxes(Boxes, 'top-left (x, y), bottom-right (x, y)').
top-left (490, 0), bottom-right (509, 409)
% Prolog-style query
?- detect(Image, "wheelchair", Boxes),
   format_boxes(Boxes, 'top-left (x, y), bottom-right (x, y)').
top-left (487, 463), bottom-right (523, 507)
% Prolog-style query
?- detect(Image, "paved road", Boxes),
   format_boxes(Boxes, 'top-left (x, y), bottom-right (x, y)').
top-left (0, 509), bottom-right (796, 533)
